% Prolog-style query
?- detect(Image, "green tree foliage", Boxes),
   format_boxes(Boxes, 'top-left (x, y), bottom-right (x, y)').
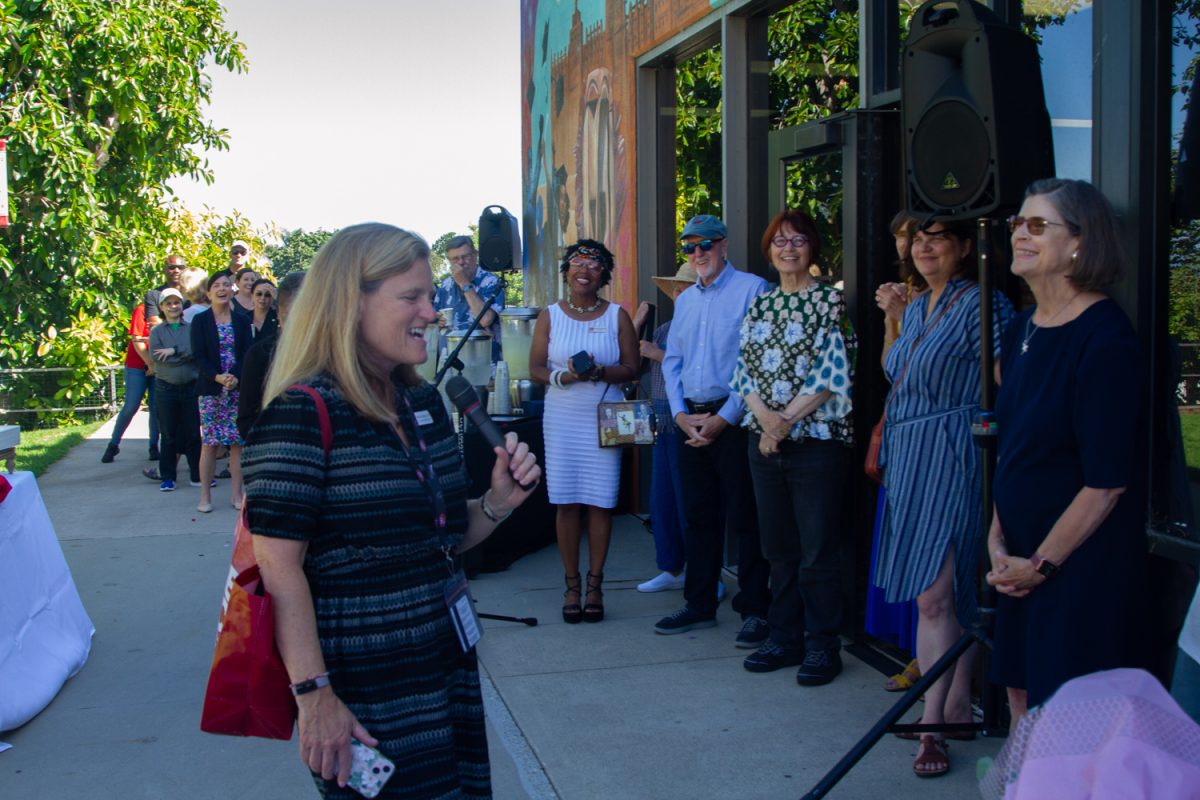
top-left (0, 0), bottom-right (246, 391)
top-left (1170, 222), bottom-right (1200, 343)
top-left (771, 2), bottom-right (859, 277)
top-left (674, 46), bottom-right (723, 230)
top-left (169, 205), bottom-right (273, 276)
top-left (1172, 0), bottom-right (1200, 99)
top-left (264, 227), bottom-right (338, 277)
top-left (429, 230), bottom-right (463, 283)
top-left (674, 2), bottom-right (859, 273)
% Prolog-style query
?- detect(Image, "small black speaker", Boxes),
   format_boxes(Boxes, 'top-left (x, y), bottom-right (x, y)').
top-left (477, 206), bottom-right (521, 272)
top-left (902, 0), bottom-right (1055, 220)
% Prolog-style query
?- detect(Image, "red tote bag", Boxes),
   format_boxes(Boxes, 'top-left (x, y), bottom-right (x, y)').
top-left (200, 565), bottom-right (297, 739)
top-left (199, 384), bottom-right (332, 740)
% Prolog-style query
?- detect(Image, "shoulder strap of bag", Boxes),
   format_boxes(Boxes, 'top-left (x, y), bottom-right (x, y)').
top-left (882, 281), bottom-right (975, 421)
top-left (287, 383), bottom-right (332, 457)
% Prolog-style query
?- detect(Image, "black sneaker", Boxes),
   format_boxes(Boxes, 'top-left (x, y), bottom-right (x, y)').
top-left (148, 445), bottom-right (160, 461)
top-left (735, 615), bottom-right (769, 649)
top-left (654, 607), bottom-right (717, 635)
top-left (743, 640), bottom-right (804, 673)
top-left (796, 648), bottom-right (843, 686)
top-left (101, 443), bottom-right (119, 463)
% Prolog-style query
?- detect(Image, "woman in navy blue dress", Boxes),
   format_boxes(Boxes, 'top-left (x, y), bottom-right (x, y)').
top-left (989, 178), bottom-right (1150, 725)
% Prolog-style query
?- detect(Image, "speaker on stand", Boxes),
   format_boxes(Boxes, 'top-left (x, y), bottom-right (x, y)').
top-left (803, 3), bottom-right (1055, 796)
top-left (902, 0), bottom-right (1054, 221)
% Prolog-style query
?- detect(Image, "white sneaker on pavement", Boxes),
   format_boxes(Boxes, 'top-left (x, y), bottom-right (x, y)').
top-left (637, 571), bottom-right (686, 593)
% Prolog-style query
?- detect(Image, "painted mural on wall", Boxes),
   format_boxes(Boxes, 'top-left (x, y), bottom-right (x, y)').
top-left (521, 0), bottom-right (731, 310)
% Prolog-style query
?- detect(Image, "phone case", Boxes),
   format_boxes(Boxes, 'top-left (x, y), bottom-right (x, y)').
top-left (348, 739), bottom-right (395, 799)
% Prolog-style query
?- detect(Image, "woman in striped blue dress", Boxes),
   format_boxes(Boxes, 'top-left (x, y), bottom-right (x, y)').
top-left (244, 224), bottom-right (541, 799)
top-left (873, 218), bottom-right (1013, 777)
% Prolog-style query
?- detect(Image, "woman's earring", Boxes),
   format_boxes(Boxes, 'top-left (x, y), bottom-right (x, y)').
top-left (1071, 250), bottom-right (1079, 263)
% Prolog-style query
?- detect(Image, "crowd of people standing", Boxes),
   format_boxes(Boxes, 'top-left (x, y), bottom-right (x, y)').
top-left (94, 180), bottom-right (1170, 795)
top-left (101, 240), bottom-right (284, 513)
top-left (527, 178), bottom-right (1156, 782)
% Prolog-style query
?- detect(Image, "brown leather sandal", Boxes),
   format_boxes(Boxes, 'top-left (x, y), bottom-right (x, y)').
top-left (562, 574), bottom-right (582, 624)
top-left (913, 735), bottom-right (949, 778)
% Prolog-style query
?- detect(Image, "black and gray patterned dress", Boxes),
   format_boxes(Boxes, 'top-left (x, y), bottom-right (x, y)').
top-left (243, 374), bottom-right (490, 800)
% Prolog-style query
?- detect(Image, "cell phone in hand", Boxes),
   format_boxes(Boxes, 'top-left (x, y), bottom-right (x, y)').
top-left (571, 350), bottom-right (596, 376)
top-left (348, 739), bottom-right (395, 798)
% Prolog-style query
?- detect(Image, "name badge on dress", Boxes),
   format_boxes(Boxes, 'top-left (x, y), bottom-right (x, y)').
top-left (443, 571), bottom-right (482, 653)
top-left (414, 410), bottom-right (434, 427)
top-left (587, 325), bottom-right (608, 335)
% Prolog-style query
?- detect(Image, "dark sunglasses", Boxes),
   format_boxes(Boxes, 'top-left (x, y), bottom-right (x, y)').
top-left (1007, 215), bottom-right (1072, 235)
top-left (681, 238), bottom-right (724, 255)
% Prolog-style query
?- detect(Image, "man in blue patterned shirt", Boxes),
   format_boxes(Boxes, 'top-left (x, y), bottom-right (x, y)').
top-left (655, 214), bottom-right (772, 648)
top-left (434, 235), bottom-right (505, 362)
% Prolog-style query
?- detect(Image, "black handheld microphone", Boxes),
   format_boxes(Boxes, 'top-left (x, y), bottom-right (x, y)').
top-left (446, 375), bottom-right (538, 492)
top-left (447, 375), bottom-right (504, 450)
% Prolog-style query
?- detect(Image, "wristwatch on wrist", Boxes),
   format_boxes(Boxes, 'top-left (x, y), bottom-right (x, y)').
top-left (290, 673), bottom-right (331, 696)
top-left (461, 283), bottom-right (474, 293)
top-left (1030, 552), bottom-right (1060, 579)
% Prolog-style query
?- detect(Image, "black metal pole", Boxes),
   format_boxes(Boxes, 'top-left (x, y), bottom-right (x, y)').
top-left (801, 218), bottom-right (1010, 798)
top-left (973, 217), bottom-right (1007, 735)
top-left (800, 626), bottom-right (987, 800)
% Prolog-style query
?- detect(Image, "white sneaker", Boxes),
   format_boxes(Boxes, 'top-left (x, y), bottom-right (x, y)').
top-left (637, 571), bottom-right (686, 593)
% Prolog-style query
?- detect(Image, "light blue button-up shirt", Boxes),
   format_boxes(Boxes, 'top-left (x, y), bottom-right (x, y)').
top-left (663, 261), bottom-right (769, 425)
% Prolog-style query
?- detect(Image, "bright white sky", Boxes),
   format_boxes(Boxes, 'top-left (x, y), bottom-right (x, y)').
top-left (167, 0), bottom-right (522, 244)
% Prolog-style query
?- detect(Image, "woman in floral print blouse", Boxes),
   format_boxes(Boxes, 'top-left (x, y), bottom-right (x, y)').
top-left (730, 209), bottom-right (856, 686)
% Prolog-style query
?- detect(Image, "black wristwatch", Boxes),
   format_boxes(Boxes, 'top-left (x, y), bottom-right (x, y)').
top-left (1030, 553), bottom-right (1060, 579)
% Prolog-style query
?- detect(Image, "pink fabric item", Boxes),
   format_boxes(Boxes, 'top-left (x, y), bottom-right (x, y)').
top-left (981, 669), bottom-right (1200, 799)
top-left (0, 474), bottom-right (9, 503)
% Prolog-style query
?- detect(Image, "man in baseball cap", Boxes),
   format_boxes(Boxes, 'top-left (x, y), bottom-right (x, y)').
top-left (654, 214), bottom-right (772, 650)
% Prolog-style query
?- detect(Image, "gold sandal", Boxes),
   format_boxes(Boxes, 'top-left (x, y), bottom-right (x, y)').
top-left (884, 658), bottom-right (921, 692)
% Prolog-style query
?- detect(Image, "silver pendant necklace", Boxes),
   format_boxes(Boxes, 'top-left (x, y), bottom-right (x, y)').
top-left (1021, 295), bottom-right (1079, 354)
top-left (566, 297), bottom-right (602, 314)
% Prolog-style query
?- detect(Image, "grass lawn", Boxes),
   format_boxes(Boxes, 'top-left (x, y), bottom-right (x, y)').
top-left (1181, 411), bottom-right (1200, 469)
top-left (12, 420), bottom-right (106, 476)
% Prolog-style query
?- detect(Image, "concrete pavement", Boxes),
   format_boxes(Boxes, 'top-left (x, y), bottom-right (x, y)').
top-left (1, 407), bottom-right (1002, 798)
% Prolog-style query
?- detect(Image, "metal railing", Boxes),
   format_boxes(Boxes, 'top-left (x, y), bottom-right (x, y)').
top-left (1180, 343), bottom-right (1200, 407)
top-left (0, 365), bottom-right (123, 428)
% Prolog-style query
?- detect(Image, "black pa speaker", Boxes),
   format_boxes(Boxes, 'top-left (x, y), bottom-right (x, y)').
top-left (477, 205), bottom-right (521, 272)
top-left (902, 0), bottom-right (1055, 220)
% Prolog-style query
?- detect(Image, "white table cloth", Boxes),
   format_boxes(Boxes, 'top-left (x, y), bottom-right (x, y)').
top-left (0, 471), bottom-right (94, 732)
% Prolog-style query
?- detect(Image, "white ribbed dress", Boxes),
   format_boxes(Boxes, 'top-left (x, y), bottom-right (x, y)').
top-left (542, 302), bottom-right (622, 507)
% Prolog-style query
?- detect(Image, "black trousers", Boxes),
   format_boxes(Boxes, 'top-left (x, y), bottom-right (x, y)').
top-left (748, 434), bottom-right (848, 652)
top-left (677, 423), bottom-right (770, 618)
top-left (155, 378), bottom-right (200, 482)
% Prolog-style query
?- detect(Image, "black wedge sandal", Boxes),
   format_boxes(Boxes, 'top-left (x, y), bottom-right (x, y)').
top-left (583, 571), bottom-right (604, 623)
top-left (562, 574), bottom-right (583, 624)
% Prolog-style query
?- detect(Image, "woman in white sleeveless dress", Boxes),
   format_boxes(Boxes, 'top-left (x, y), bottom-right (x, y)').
top-left (530, 240), bottom-right (639, 624)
